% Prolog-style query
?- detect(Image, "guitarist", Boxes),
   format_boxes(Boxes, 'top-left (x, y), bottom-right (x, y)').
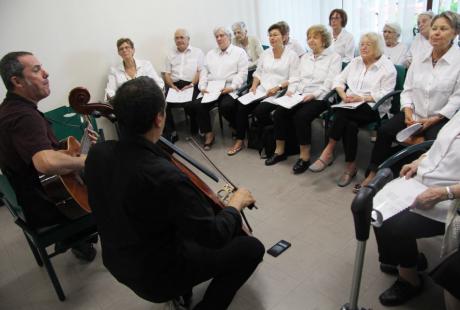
top-left (0, 51), bottom-right (97, 261)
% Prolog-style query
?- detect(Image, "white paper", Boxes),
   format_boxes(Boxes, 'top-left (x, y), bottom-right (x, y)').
top-left (166, 87), bottom-right (193, 103)
top-left (372, 177), bottom-right (428, 222)
top-left (201, 80), bottom-right (226, 103)
top-left (331, 101), bottom-right (365, 109)
top-left (238, 88), bottom-right (267, 105)
top-left (396, 123), bottom-right (423, 142)
top-left (273, 93), bottom-right (304, 109)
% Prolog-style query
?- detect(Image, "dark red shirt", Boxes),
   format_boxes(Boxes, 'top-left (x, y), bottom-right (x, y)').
top-left (0, 92), bottom-right (66, 228)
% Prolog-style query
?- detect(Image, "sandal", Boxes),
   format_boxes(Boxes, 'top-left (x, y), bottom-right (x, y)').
top-left (337, 170), bottom-right (358, 187)
top-left (227, 143), bottom-right (244, 156)
top-left (352, 183), bottom-right (361, 194)
top-left (308, 157), bottom-right (334, 172)
top-left (203, 137), bottom-right (215, 151)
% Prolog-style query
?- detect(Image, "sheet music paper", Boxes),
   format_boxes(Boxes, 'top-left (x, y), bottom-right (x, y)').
top-left (372, 177), bottom-right (428, 222)
top-left (331, 101), bottom-right (365, 109)
top-left (238, 88), bottom-right (267, 105)
top-left (396, 123), bottom-right (423, 143)
top-left (201, 80), bottom-right (226, 103)
top-left (273, 93), bottom-right (304, 109)
top-left (166, 87), bottom-right (194, 103)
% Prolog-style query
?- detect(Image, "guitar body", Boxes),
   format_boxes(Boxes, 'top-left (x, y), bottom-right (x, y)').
top-left (41, 136), bottom-right (91, 213)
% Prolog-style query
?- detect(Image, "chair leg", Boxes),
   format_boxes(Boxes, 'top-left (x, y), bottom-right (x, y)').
top-left (24, 233), bottom-right (43, 267)
top-left (36, 245), bottom-right (66, 301)
top-left (217, 102), bottom-right (224, 136)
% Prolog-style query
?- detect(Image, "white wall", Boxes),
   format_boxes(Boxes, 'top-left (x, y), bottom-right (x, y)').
top-left (0, 0), bottom-right (257, 112)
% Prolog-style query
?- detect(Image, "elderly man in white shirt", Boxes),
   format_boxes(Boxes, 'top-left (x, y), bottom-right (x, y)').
top-left (269, 25), bottom-right (342, 172)
top-left (105, 38), bottom-right (164, 101)
top-left (383, 23), bottom-right (409, 66)
top-left (404, 11), bottom-right (434, 68)
top-left (329, 8), bottom-right (355, 63)
top-left (309, 32), bottom-right (396, 187)
top-left (359, 11), bottom-right (460, 191)
top-left (193, 27), bottom-right (248, 150)
top-left (373, 108), bottom-right (460, 307)
top-left (164, 28), bottom-right (204, 137)
top-left (227, 22), bottom-right (299, 156)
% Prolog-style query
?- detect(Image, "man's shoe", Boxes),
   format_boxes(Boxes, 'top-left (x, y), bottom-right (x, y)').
top-left (380, 253), bottom-right (428, 275)
top-left (265, 153), bottom-right (287, 166)
top-left (71, 242), bottom-right (96, 262)
top-left (292, 159), bottom-right (310, 174)
top-left (379, 276), bottom-right (423, 306)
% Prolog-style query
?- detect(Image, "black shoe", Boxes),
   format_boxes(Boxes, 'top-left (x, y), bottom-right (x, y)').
top-left (380, 253), bottom-right (428, 275)
top-left (71, 242), bottom-right (96, 262)
top-left (265, 153), bottom-right (287, 166)
top-left (292, 159), bottom-right (310, 174)
top-left (379, 276), bottom-right (423, 306)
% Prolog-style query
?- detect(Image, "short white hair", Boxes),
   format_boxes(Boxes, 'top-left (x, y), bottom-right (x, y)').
top-left (419, 10), bottom-right (434, 19)
top-left (174, 28), bottom-right (190, 39)
top-left (360, 32), bottom-right (384, 57)
top-left (213, 26), bottom-right (232, 39)
top-left (231, 21), bottom-right (247, 33)
top-left (384, 23), bottom-right (401, 37)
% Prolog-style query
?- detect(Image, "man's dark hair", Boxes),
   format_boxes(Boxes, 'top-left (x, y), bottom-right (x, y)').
top-left (0, 51), bottom-right (33, 90)
top-left (113, 76), bottom-right (165, 135)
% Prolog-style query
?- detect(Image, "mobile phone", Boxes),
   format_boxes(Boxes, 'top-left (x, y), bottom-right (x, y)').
top-left (267, 240), bottom-right (291, 257)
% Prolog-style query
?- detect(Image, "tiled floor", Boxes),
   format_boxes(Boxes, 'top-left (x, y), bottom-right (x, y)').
top-left (0, 119), bottom-right (446, 309)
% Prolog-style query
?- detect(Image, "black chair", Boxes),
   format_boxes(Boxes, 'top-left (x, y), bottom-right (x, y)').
top-left (0, 174), bottom-right (98, 301)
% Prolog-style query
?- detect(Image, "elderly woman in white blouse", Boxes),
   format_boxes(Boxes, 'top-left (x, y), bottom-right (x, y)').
top-left (267, 25), bottom-right (342, 171)
top-left (405, 11), bottom-right (434, 67)
top-left (232, 21), bottom-right (263, 70)
top-left (193, 27), bottom-right (248, 150)
top-left (383, 23), bottom-right (409, 66)
top-left (329, 8), bottom-right (355, 63)
top-left (104, 38), bottom-right (164, 101)
top-left (358, 11), bottom-right (460, 191)
top-left (309, 32), bottom-right (396, 187)
top-left (227, 23), bottom-right (298, 156)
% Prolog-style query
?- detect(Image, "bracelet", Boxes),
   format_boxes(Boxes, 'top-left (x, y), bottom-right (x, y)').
top-left (446, 186), bottom-right (455, 200)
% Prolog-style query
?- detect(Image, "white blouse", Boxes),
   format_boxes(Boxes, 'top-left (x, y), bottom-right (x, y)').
top-left (232, 36), bottom-right (264, 69)
top-left (333, 55), bottom-right (397, 117)
top-left (164, 45), bottom-right (204, 83)
top-left (384, 42), bottom-right (409, 66)
top-left (198, 44), bottom-right (248, 92)
top-left (404, 34), bottom-right (432, 67)
top-left (288, 49), bottom-right (342, 100)
top-left (285, 38), bottom-right (306, 57)
top-left (331, 29), bottom-right (355, 63)
top-left (400, 45), bottom-right (460, 120)
top-left (105, 58), bottom-right (164, 100)
top-left (253, 48), bottom-right (299, 92)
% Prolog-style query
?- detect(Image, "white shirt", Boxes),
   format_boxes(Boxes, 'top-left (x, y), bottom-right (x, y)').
top-left (232, 36), bottom-right (264, 69)
top-left (414, 111), bottom-right (460, 223)
top-left (285, 38), bottom-right (306, 57)
top-left (289, 48), bottom-right (342, 100)
top-left (400, 45), bottom-right (460, 120)
top-left (199, 44), bottom-right (248, 92)
top-left (164, 45), bottom-right (204, 82)
top-left (384, 42), bottom-right (409, 66)
top-left (404, 34), bottom-right (432, 67)
top-left (253, 48), bottom-right (299, 92)
top-left (331, 29), bottom-right (355, 63)
top-left (333, 55), bottom-right (397, 117)
top-left (105, 58), bottom-right (164, 100)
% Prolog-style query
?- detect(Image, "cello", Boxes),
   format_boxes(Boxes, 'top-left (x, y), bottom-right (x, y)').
top-left (68, 87), bottom-right (254, 234)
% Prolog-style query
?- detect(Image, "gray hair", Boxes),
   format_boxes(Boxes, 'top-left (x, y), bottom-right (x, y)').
top-left (384, 22), bottom-right (401, 37)
top-left (432, 11), bottom-right (460, 35)
top-left (174, 28), bottom-right (190, 39)
top-left (419, 10), bottom-right (434, 19)
top-left (213, 26), bottom-right (232, 39)
top-left (0, 51), bottom-right (33, 91)
top-left (231, 21), bottom-right (247, 33)
top-left (360, 32), bottom-right (384, 58)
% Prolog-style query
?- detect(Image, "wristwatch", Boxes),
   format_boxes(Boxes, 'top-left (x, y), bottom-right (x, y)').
top-left (277, 84), bottom-right (282, 90)
top-left (446, 186), bottom-right (455, 200)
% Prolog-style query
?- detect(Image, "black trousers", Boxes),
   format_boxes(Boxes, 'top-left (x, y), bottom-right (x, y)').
top-left (374, 209), bottom-right (445, 268)
top-left (235, 99), bottom-right (263, 140)
top-left (165, 80), bottom-right (199, 134)
top-left (367, 111), bottom-right (449, 172)
top-left (253, 101), bottom-right (278, 128)
top-left (193, 94), bottom-right (237, 134)
top-left (179, 236), bottom-right (264, 309)
top-left (274, 100), bottom-right (328, 145)
top-left (329, 104), bottom-right (380, 162)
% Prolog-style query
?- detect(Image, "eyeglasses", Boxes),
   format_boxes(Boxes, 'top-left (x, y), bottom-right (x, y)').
top-left (330, 16), bottom-right (342, 20)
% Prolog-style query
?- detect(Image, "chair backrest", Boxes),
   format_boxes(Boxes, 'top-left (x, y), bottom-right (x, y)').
top-left (0, 174), bottom-right (26, 221)
top-left (262, 44), bottom-right (269, 50)
top-left (390, 64), bottom-right (407, 114)
top-left (44, 106), bottom-right (98, 141)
